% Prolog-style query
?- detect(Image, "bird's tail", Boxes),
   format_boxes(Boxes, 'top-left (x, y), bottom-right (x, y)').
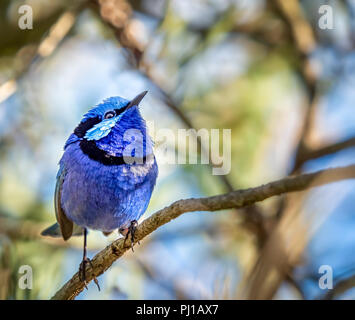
top-left (41, 222), bottom-right (84, 238)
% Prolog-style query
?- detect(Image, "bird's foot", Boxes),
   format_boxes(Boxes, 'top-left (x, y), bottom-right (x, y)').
top-left (120, 220), bottom-right (140, 252)
top-left (79, 257), bottom-right (100, 291)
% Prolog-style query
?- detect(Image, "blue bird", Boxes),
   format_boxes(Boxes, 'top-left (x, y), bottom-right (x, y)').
top-left (41, 91), bottom-right (158, 286)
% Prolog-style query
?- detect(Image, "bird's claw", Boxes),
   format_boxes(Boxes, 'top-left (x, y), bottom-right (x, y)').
top-left (122, 220), bottom-right (140, 252)
top-left (79, 257), bottom-right (100, 291)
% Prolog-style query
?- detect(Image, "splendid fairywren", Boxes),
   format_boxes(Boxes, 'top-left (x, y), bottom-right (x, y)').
top-left (42, 91), bottom-right (158, 286)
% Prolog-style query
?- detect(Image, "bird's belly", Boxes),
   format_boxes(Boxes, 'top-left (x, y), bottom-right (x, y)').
top-left (62, 175), bottom-right (153, 232)
top-left (60, 150), bottom-right (157, 232)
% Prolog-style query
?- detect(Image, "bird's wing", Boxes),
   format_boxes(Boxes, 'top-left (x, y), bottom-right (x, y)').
top-left (55, 164), bottom-right (73, 240)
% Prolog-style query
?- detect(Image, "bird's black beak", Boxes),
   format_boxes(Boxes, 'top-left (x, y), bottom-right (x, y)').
top-left (127, 91), bottom-right (148, 109)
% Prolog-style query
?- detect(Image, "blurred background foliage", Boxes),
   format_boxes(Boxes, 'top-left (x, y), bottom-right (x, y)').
top-left (0, 0), bottom-right (355, 300)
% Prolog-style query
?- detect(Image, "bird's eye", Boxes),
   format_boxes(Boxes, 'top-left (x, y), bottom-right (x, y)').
top-left (104, 111), bottom-right (116, 119)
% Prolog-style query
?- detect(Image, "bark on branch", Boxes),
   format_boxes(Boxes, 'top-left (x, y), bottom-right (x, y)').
top-left (51, 164), bottom-right (355, 300)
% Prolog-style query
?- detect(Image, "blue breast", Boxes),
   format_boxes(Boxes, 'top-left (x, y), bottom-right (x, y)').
top-left (60, 142), bottom-right (158, 232)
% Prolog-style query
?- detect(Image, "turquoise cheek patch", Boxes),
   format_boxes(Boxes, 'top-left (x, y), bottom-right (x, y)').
top-left (84, 117), bottom-right (119, 141)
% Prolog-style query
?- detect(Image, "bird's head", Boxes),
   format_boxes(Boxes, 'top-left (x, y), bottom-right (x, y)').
top-left (67, 91), bottom-right (153, 159)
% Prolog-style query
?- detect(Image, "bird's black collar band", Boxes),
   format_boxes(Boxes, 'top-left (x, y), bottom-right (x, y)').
top-left (79, 139), bottom-right (153, 166)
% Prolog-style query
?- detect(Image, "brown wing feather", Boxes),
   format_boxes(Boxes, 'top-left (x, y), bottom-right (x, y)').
top-left (55, 166), bottom-right (73, 240)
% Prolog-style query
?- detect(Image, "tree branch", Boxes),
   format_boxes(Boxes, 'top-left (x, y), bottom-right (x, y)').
top-left (300, 137), bottom-right (355, 163)
top-left (271, 0), bottom-right (318, 173)
top-left (323, 273), bottom-right (355, 300)
top-left (51, 164), bottom-right (355, 300)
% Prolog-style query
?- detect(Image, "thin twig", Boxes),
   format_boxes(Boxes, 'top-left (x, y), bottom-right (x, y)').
top-left (300, 137), bottom-right (355, 163)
